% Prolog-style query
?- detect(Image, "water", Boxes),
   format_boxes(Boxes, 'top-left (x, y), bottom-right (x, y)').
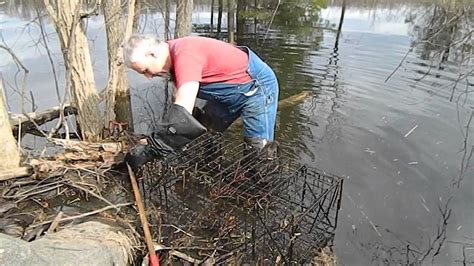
top-left (1, 0), bottom-right (473, 264)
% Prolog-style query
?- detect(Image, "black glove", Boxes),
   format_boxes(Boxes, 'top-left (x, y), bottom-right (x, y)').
top-left (149, 104), bottom-right (207, 155)
top-left (125, 104), bottom-right (207, 172)
top-left (124, 144), bottom-right (160, 173)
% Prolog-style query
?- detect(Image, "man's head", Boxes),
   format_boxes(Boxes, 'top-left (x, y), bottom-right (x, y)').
top-left (123, 34), bottom-right (171, 79)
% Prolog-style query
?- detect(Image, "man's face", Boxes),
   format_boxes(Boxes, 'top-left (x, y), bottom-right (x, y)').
top-left (131, 42), bottom-right (169, 80)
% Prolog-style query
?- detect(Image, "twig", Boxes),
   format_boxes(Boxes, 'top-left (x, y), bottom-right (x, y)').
top-left (0, 45), bottom-right (29, 74)
top-left (404, 125), bottom-right (419, 138)
top-left (161, 224), bottom-right (195, 238)
top-left (62, 181), bottom-right (119, 210)
top-left (47, 211), bottom-right (63, 233)
top-left (453, 109), bottom-right (473, 187)
top-left (155, 243), bottom-right (203, 264)
top-left (385, 8), bottom-right (466, 83)
top-left (262, 0), bottom-right (281, 45)
top-left (0, 41), bottom-right (30, 114)
top-left (418, 197), bottom-right (452, 263)
top-left (385, 48), bottom-right (412, 83)
top-left (30, 202), bottom-right (132, 228)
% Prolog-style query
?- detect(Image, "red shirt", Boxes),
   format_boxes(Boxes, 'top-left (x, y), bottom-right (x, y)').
top-left (167, 36), bottom-right (252, 89)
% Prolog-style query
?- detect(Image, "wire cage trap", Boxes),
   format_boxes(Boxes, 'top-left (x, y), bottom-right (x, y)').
top-left (139, 132), bottom-right (343, 264)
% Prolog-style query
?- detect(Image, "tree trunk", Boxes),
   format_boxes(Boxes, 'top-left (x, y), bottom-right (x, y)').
top-left (210, 0), bottom-right (214, 32)
top-left (0, 79), bottom-right (20, 170)
top-left (236, 0), bottom-right (246, 38)
top-left (175, 0), bottom-right (193, 38)
top-left (117, 0), bottom-right (136, 132)
top-left (217, 0), bottom-right (223, 33)
top-left (228, 0), bottom-right (235, 43)
top-left (164, 0), bottom-right (171, 40)
top-left (103, 0), bottom-right (135, 132)
top-left (43, 0), bottom-right (102, 142)
top-left (133, 0), bottom-right (141, 32)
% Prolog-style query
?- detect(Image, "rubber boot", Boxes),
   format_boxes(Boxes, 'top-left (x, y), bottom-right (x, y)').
top-left (243, 137), bottom-right (279, 181)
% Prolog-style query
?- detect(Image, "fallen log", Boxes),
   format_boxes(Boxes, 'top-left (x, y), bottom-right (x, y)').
top-left (277, 90), bottom-right (311, 110)
top-left (230, 90), bottom-right (311, 128)
top-left (9, 104), bottom-right (77, 136)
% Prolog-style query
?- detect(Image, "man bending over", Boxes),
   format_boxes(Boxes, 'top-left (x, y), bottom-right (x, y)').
top-left (123, 35), bottom-right (279, 170)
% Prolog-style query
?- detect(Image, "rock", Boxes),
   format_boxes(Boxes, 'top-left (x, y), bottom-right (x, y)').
top-left (0, 221), bottom-right (135, 266)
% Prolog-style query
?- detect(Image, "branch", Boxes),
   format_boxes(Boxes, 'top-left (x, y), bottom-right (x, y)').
top-left (9, 104), bottom-right (77, 128)
top-left (29, 202), bottom-right (132, 228)
top-left (0, 45), bottom-right (30, 74)
top-left (0, 167), bottom-right (32, 181)
top-left (418, 198), bottom-right (452, 263)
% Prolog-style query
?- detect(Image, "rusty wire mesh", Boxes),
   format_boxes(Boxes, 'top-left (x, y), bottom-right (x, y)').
top-left (139, 132), bottom-right (343, 264)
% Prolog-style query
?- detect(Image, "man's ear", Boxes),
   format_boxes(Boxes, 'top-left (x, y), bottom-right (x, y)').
top-left (145, 51), bottom-right (155, 58)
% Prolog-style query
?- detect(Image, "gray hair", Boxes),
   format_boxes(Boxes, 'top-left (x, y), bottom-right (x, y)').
top-left (123, 34), bottom-right (162, 67)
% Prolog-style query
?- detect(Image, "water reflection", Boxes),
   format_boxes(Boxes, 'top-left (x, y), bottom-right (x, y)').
top-left (0, 0), bottom-right (473, 265)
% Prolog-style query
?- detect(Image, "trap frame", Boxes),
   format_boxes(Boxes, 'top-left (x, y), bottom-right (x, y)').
top-left (139, 132), bottom-right (343, 264)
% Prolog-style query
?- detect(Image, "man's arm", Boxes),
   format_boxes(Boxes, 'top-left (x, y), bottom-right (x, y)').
top-left (174, 81), bottom-right (200, 114)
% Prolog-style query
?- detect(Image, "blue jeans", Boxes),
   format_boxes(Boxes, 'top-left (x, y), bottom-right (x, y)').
top-left (197, 47), bottom-right (279, 141)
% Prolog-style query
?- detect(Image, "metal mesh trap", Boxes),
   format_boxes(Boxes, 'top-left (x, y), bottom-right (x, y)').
top-left (139, 132), bottom-right (343, 264)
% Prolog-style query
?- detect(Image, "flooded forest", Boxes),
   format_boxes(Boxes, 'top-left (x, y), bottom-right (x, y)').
top-left (0, 0), bottom-right (473, 265)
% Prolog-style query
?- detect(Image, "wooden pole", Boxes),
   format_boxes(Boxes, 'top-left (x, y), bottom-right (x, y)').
top-left (126, 164), bottom-right (159, 266)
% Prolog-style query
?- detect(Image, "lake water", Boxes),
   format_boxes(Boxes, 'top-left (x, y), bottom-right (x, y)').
top-left (1, 0), bottom-right (473, 264)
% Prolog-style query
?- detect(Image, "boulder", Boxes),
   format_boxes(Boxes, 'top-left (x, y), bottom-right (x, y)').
top-left (0, 221), bottom-right (134, 266)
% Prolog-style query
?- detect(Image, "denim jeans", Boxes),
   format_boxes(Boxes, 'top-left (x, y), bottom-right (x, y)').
top-left (197, 47), bottom-right (279, 141)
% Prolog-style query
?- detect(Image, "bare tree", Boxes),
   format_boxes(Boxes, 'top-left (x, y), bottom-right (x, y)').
top-left (0, 78), bottom-right (20, 170)
top-left (175, 0), bottom-right (193, 38)
top-left (43, 0), bottom-right (102, 141)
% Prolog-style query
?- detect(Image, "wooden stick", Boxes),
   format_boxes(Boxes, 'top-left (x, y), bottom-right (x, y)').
top-left (154, 243), bottom-right (202, 264)
top-left (47, 211), bottom-right (63, 233)
top-left (127, 164), bottom-right (160, 266)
